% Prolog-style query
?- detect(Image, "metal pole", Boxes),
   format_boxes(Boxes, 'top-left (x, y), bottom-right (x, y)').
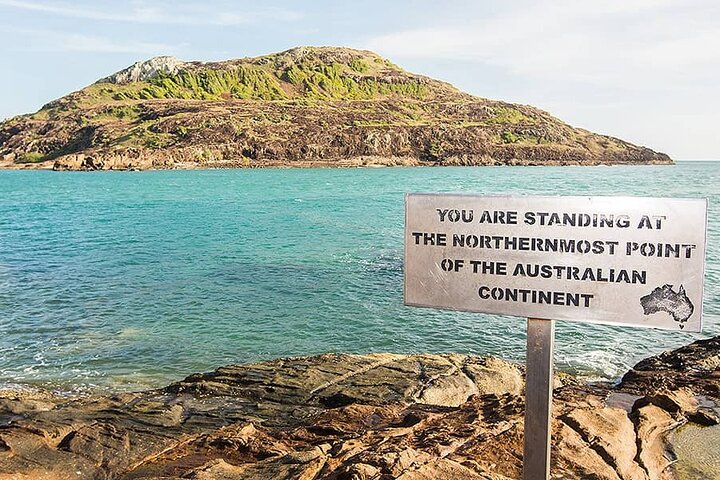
top-left (523, 317), bottom-right (555, 480)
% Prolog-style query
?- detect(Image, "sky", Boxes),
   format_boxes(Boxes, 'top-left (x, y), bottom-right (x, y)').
top-left (1, 0), bottom-right (718, 159)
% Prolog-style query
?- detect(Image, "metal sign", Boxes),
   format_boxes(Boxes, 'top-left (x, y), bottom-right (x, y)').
top-left (404, 193), bottom-right (707, 480)
top-left (404, 194), bottom-right (707, 332)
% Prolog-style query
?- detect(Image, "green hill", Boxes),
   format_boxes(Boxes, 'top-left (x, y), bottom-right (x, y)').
top-left (0, 46), bottom-right (671, 170)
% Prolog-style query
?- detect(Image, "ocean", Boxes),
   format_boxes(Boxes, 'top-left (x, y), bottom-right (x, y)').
top-left (1, 162), bottom-right (718, 393)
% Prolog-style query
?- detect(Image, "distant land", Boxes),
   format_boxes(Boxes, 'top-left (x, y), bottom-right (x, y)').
top-left (0, 46), bottom-right (672, 171)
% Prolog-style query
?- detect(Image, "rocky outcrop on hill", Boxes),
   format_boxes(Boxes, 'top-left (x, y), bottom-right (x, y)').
top-left (0, 47), bottom-right (671, 170)
top-left (1, 337), bottom-right (717, 479)
top-left (98, 56), bottom-right (189, 85)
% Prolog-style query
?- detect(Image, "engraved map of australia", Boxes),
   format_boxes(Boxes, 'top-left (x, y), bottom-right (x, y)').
top-left (640, 284), bottom-right (694, 329)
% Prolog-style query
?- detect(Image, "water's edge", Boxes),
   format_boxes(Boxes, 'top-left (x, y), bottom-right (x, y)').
top-left (1, 163), bottom-right (718, 393)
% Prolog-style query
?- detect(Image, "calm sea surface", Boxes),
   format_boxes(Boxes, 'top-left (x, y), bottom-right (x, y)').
top-left (1, 162), bottom-right (718, 393)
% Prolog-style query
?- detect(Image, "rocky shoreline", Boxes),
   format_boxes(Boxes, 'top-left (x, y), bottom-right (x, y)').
top-left (0, 152), bottom-right (672, 172)
top-left (1, 336), bottom-right (718, 479)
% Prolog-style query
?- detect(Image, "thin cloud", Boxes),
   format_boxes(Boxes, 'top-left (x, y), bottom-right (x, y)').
top-left (365, 0), bottom-right (720, 88)
top-left (0, 0), bottom-right (302, 26)
top-left (56, 34), bottom-right (178, 54)
top-left (3, 27), bottom-right (179, 54)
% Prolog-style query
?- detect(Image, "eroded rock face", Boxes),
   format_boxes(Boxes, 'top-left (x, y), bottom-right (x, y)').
top-left (98, 56), bottom-right (188, 84)
top-left (0, 338), bottom-right (717, 480)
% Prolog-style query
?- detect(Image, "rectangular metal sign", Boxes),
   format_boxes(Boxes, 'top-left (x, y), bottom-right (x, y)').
top-left (404, 194), bottom-right (707, 332)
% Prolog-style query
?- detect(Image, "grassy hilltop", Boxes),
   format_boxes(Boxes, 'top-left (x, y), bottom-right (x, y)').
top-left (0, 46), bottom-right (671, 170)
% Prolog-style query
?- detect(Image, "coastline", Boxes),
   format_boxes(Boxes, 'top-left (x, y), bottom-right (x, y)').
top-left (0, 154), bottom-right (674, 172)
top-left (1, 336), bottom-right (717, 479)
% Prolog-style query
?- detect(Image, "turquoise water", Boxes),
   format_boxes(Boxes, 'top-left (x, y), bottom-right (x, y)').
top-left (1, 163), bottom-right (718, 393)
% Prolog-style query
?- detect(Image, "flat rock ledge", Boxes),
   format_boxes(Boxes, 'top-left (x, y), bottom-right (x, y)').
top-left (0, 337), bottom-right (718, 480)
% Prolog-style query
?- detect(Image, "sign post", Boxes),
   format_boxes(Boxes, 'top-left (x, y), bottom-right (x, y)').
top-left (523, 317), bottom-right (554, 480)
top-left (403, 194), bottom-right (707, 479)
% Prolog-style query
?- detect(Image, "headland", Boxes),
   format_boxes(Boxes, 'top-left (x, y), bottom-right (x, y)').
top-left (0, 47), bottom-right (671, 171)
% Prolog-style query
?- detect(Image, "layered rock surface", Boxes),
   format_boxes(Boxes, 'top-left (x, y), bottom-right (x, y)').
top-left (0, 47), bottom-right (671, 170)
top-left (0, 337), bottom-right (718, 479)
